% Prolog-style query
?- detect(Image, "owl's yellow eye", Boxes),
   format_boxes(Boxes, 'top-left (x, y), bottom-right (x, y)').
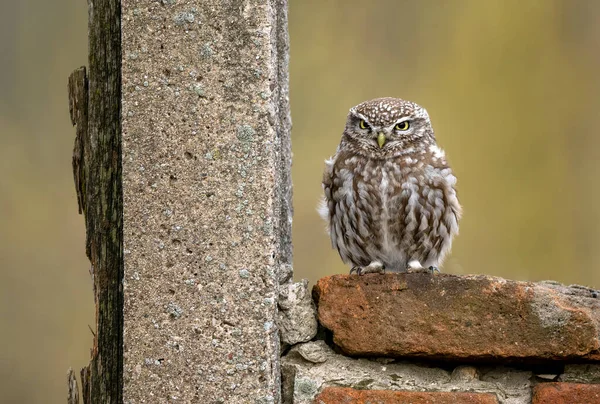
top-left (359, 120), bottom-right (368, 130)
top-left (395, 121), bottom-right (410, 131)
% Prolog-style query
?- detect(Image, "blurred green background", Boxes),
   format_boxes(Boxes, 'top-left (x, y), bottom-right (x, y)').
top-left (1, 0), bottom-right (599, 402)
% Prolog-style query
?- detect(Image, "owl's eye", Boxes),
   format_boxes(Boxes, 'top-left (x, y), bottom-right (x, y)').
top-left (359, 120), bottom-right (369, 130)
top-left (395, 121), bottom-right (410, 131)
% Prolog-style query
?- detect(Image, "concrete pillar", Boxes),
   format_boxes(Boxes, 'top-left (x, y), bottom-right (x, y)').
top-left (121, 1), bottom-right (291, 402)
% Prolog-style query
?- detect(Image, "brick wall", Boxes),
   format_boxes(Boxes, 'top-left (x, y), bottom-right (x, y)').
top-left (279, 273), bottom-right (600, 404)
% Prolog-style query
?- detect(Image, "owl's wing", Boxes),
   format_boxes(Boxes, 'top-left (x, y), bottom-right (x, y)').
top-left (318, 155), bottom-right (336, 225)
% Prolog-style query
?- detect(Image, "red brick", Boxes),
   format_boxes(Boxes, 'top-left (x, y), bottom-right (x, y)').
top-left (314, 387), bottom-right (498, 404)
top-left (313, 274), bottom-right (600, 361)
top-left (533, 383), bottom-right (600, 404)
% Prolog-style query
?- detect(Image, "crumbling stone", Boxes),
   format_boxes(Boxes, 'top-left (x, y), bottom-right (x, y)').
top-left (281, 340), bottom-right (532, 404)
top-left (559, 364), bottom-right (600, 383)
top-left (296, 340), bottom-right (328, 364)
top-left (278, 280), bottom-right (318, 345)
top-left (452, 366), bottom-right (480, 382)
top-left (313, 273), bottom-right (600, 362)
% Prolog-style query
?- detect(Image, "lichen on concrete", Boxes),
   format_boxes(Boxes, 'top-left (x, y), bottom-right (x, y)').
top-left (530, 288), bottom-right (572, 329)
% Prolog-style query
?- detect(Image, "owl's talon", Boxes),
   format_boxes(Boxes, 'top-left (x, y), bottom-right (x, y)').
top-left (406, 267), bottom-right (426, 274)
top-left (406, 265), bottom-right (440, 274)
top-left (350, 261), bottom-right (385, 275)
top-left (405, 260), bottom-right (439, 274)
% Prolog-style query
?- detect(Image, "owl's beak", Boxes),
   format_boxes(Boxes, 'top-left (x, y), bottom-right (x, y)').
top-left (377, 133), bottom-right (386, 148)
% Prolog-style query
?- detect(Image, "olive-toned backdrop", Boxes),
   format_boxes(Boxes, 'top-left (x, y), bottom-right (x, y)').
top-left (1, 1), bottom-right (599, 402)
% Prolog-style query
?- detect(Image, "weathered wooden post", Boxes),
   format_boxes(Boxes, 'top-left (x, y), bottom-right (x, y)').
top-left (68, 0), bottom-right (292, 402)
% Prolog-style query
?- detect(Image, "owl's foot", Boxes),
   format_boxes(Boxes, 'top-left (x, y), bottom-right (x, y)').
top-left (406, 260), bottom-right (439, 274)
top-left (350, 261), bottom-right (385, 275)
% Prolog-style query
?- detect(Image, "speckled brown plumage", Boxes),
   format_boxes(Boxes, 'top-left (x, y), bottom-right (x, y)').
top-left (320, 98), bottom-right (462, 274)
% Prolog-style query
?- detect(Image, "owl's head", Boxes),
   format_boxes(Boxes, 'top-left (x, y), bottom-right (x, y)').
top-left (344, 97), bottom-right (435, 157)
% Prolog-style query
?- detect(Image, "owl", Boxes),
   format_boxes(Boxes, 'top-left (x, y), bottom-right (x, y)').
top-left (319, 98), bottom-right (462, 275)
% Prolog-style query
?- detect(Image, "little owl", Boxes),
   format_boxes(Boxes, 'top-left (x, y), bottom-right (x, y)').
top-left (320, 98), bottom-right (462, 274)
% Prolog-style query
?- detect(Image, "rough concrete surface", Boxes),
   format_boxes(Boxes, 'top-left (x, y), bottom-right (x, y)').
top-left (281, 341), bottom-right (532, 404)
top-left (277, 280), bottom-right (318, 346)
top-left (313, 274), bottom-right (600, 362)
top-left (121, 1), bottom-right (291, 402)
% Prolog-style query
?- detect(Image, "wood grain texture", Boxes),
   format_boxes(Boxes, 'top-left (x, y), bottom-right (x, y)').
top-left (67, 0), bottom-right (122, 402)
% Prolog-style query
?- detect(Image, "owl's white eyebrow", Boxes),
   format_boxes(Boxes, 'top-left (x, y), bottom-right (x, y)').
top-left (350, 111), bottom-right (372, 126)
top-left (392, 117), bottom-right (412, 126)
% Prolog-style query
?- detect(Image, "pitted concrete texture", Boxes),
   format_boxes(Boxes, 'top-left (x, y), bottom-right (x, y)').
top-left (281, 341), bottom-right (532, 404)
top-left (122, 1), bottom-right (291, 402)
top-left (313, 274), bottom-right (600, 362)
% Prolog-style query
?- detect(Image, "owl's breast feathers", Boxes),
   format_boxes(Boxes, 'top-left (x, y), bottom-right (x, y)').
top-left (322, 148), bottom-right (462, 271)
